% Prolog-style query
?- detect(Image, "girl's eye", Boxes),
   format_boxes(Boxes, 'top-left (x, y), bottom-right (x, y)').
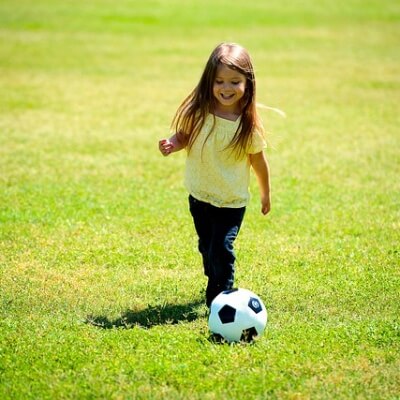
top-left (215, 80), bottom-right (241, 85)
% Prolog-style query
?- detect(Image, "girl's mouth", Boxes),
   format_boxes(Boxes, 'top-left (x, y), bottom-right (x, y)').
top-left (221, 93), bottom-right (234, 100)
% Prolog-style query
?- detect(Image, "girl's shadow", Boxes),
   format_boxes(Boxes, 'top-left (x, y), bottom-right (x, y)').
top-left (86, 300), bottom-right (205, 329)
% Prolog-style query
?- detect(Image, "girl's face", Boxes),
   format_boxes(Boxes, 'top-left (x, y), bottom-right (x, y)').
top-left (212, 64), bottom-right (247, 114)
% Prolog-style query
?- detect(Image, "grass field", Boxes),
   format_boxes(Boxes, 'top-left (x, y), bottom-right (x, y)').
top-left (1, 0), bottom-right (399, 398)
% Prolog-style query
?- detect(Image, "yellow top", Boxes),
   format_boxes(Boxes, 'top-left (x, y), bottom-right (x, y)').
top-left (184, 114), bottom-right (266, 208)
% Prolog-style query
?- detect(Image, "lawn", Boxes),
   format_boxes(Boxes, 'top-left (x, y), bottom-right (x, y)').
top-left (0, 0), bottom-right (399, 399)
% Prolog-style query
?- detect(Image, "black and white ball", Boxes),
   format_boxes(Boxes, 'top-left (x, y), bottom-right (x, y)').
top-left (208, 288), bottom-right (267, 343)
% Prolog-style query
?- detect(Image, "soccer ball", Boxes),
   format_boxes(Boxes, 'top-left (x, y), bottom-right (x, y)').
top-left (208, 288), bottom-right (267, 343)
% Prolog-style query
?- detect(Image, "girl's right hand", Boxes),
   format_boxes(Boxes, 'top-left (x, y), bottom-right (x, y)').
top-left (159, 139), bottom-right (174, 156)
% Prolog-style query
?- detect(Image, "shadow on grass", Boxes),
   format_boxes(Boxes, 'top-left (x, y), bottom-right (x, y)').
top-left (86, 300), bottom-right (205, 329)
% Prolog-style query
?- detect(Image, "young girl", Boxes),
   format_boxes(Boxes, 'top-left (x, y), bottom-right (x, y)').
top-left (159, 42), bottom-right (271, 307)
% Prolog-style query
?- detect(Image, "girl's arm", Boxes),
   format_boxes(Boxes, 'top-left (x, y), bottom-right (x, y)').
top-left (249, 151), bottom-right (271, 215)
top-left (159, 132), bottom-right (186, 156)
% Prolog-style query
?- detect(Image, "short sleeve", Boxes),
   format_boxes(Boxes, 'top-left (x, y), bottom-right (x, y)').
top-left (247, 129), bottom-right (266, 154)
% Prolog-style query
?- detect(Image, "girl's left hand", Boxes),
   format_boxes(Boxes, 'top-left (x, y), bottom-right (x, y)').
top-left (261, 196), bottom-right (271, 215)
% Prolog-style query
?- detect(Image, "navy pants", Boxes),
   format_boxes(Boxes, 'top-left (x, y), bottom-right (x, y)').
top-left (189, 195), bottom-right (246, 307)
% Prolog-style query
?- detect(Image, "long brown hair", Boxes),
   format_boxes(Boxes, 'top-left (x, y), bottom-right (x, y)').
top-left (171, 42), bottom-right (264, 158)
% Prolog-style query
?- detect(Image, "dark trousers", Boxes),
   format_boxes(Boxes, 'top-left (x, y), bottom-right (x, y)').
top-left (188, 195), bottom-right (246, 307)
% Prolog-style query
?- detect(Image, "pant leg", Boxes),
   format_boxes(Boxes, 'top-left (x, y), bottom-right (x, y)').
top-left (207, 206), bottom-right (246, 305)
top-left (188, 195), bottom-right (213, 277)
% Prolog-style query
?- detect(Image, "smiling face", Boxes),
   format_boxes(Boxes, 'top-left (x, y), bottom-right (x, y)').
top-left (212, 64), bottom-right (247, 115)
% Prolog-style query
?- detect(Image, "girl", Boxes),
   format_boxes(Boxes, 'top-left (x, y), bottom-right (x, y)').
top-left (159, 42), bottom-right (271, 307)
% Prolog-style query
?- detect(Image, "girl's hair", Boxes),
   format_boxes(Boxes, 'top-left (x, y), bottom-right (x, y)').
top-left (171, 42), bottom-right (264, 158)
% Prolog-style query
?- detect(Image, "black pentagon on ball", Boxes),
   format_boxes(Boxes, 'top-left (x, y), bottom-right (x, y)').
top-left (248, 297), bottom-right (262, 314)
top-left (218, 305), bottom-right (236, 323)
top-left (240, 327), bottom-right (258, 342)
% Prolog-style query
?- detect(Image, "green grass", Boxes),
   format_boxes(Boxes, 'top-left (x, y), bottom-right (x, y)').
top-left (1, 0), bottom-right (399, 398)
